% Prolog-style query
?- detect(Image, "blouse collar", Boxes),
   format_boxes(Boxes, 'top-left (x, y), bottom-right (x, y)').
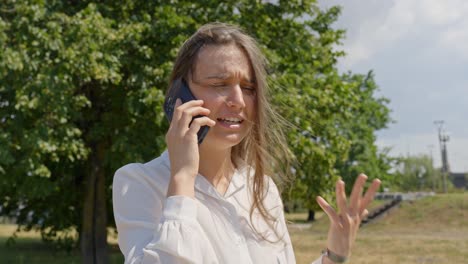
top-left (161, 150), bottom-right (246, 200)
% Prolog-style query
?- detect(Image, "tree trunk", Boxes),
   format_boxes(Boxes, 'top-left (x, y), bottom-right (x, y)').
top-left (307, 209), bottom-right (315, 222)
top-left (81, 142), bottom-right (108, 264)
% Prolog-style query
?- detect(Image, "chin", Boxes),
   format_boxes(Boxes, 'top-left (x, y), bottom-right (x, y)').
top-left (204, 132), bottom-right (247, 149)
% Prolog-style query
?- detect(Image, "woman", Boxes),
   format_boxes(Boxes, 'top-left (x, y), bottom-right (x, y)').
top-left (113, 22), bottom-right (381, 264)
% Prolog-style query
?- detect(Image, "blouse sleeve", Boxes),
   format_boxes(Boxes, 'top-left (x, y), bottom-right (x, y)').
top-left (112, 165), bottom-right (218, 264)
top-left (268, 177), bottom-right (323, 264)
top-left (310, 256), bottom-right (324, 264)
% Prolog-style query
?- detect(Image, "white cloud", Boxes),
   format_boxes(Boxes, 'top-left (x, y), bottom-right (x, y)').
top-left (324, 0), bottom-right (468, 66)
top-left (339, 1), bottom-right (416, 67)
top-left (417, 0), bottom-right (468, 25)
top-left (320, 0), bottom-right (468, 172)
top-left (439, 22), bottom-right (468, 59)
top-left (322, 0), bottom-right (414, 67)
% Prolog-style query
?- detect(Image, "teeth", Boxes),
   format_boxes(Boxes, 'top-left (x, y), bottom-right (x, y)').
top-left (219, 117), bottom-right (242, 123)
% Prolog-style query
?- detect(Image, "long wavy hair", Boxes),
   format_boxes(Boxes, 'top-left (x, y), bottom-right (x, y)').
top-left (167, 22), bottom-right (292, 243)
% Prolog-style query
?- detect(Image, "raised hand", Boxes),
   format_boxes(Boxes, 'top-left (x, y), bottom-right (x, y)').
top-left (166, 99), bottom-right (216, 198)
top-left (316, 174), bottom-right (381, 262)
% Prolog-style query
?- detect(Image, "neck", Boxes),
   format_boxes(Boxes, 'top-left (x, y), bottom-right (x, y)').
top-left (198, 143), bottom-right (234, 195)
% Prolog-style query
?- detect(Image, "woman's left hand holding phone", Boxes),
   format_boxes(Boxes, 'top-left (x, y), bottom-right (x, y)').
top-left (166, 98), bottom-right (216, 198)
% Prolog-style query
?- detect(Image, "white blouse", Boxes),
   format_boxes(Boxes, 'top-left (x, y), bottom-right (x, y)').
top-left (113, 150), bottom-right (322, 264)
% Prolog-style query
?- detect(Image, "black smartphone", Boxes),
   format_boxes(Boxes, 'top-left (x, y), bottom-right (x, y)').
top-left (164, 78), bottom-right (210, 144)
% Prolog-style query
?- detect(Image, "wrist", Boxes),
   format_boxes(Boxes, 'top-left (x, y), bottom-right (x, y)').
top-left (322, 256), bottom-right (334, 264)
top-left (167, 174), bottom-right (196, 198)
top-left (321, 248), bottom-right (348, 263)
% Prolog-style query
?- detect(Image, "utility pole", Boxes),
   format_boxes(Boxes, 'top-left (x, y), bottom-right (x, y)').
top-left (427, 144), bottom-right (435, 191)
top-left (434, 121), bottom-right (450, 193)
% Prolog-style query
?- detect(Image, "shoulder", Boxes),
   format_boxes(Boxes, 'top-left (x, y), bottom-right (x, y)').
top-left (113, 150), bottom-right (171, 195)
top-left (264, 176), bottom-right (284, 210)
top-left (239, 165), bottom-right (283, 208)
top-left (265, 176), bottom-right (281, 197)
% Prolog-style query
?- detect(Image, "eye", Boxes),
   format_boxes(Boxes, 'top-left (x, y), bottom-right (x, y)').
top-left (210, 83), bottom-right (227, 88)
top-left (241, 86), bottom-right (256, 96)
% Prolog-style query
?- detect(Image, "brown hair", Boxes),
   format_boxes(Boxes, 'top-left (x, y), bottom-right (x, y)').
top-left (167, 22), bottom-right (293, 243)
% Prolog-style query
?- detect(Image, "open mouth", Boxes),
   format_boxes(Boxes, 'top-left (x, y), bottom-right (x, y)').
top-left (217, 117), bottom-right (244, 124)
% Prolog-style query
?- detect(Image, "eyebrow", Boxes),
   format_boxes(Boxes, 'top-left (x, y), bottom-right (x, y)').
top-left (204, 74), bottom-right (255, 84)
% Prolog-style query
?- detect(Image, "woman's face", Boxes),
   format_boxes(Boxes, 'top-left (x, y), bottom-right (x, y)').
top-left (188, 44), bottom-right (256, 149)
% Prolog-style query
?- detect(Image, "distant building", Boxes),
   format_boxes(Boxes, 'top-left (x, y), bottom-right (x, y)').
top-left (449, 172), bottom-right (467, 189)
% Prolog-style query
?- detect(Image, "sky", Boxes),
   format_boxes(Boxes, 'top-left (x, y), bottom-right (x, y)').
top-left (318, 0), bottom-right (468, 172)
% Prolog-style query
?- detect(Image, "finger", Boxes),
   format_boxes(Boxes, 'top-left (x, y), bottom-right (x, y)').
top-left (361, 209), bottom-right (369, 219)
top-left (174, 106), bottom-right (211, 135)
top-left (316, 196), bottom-right (340, 224)
top-left (166, 99), bottom-right (181, 139)
top-left (173, 99), bottom-right (204, 121)
top-left (359, 179), bottom-right (381, 214)
top-left (178, 106), bottom-right (211, 127)
top-left (175, 98), bottom-right (182, 107)
top-left (349, 174), bottom-right (368, 213)
top-left (336, 180), bottom-right (347, 215)
top-left (169, 99), bottom-right (183, 128)
top-left (187, 117), bottom-right (216, 135)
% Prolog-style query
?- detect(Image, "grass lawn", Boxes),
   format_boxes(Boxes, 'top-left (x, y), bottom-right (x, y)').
top-left (288, 193), bottom-right (468, 264)
top-left (0, 225), bottom-right (124, 264)
top-left (0, 193), bottom-right (466, 263)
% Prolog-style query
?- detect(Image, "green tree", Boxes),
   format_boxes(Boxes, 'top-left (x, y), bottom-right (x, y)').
top-left (1, 2), bottom-right (168, 262)
top-left (0, 0), bottom-right (393, 262)
top-left (395, 155), bottom-right (442, 192)
top-left (269, 4), bottom-right (357, 218)
top-left (334, 71), bottom-right (393, 194)
top-left (277, 38), bottom-right (393, 221)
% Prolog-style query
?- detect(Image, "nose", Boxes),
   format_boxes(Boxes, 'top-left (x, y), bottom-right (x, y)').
top-left (226, 84), bottom-right (246, 109)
